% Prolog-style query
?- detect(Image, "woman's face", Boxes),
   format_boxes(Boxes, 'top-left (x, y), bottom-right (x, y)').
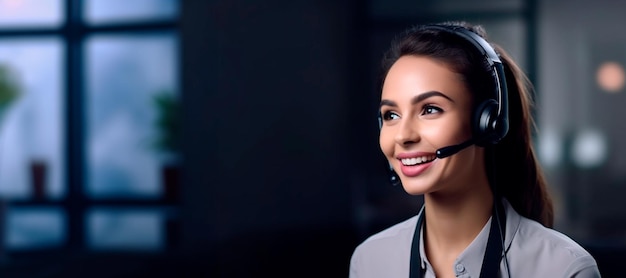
top-left (379, 55), bottom-right (484, 195)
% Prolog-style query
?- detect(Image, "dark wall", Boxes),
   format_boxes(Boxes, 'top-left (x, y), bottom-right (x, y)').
top-left (180, 0), bottom-right (366, 276)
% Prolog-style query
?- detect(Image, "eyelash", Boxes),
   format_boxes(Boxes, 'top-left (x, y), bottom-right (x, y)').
top-left (380, 104), bottom-right (443, 122)
top-left (421, 104), bottom-right (442, 115)
top-left (381, 110), bottom-right (399, 121)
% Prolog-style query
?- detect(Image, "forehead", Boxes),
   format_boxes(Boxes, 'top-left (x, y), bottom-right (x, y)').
top-left (382, 55), bottom-right (468, 100)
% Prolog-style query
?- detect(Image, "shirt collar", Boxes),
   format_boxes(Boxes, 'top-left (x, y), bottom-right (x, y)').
top-left (418, 208), bottom-right (436, 276)
top-left (417, 208), bottom-right (493, 277)
top-left (502, 198), bottom-right (521, 252)
top-left (454, 216), bottom-right (493, 276)
top-left (417, 207), bottom-right (428, 270)
top-left (416, 199), bottom-right (521, 277)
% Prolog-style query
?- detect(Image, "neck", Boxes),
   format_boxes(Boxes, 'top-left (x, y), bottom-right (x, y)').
top-left (423, 183), bottom-right (494, 256)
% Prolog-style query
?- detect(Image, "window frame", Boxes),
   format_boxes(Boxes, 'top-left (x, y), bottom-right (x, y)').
top-left (0, 0), bottom-right (180, 255)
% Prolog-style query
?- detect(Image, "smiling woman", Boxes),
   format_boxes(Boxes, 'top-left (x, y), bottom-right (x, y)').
top-left (350, 21), bottom-right (601, 278)
top-left (379, 56), bottom-right (474, 196)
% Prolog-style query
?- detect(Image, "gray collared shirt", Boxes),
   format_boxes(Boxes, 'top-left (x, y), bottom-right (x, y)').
top-left (350, 200), bottom-right (601, 277)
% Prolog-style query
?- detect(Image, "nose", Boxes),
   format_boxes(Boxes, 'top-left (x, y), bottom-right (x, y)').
top-left (394, 117), bottom-right (420, 146)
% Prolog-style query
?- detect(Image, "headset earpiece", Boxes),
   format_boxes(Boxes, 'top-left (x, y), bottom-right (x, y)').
top-left (474, 98), bottom-right (500, 146)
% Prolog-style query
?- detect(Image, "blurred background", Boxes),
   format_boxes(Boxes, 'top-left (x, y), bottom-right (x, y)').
top-left (0, 0), bottom-right (623, 277)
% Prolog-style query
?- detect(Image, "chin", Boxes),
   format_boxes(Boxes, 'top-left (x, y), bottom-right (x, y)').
top-left (400, 181), bottom-right (433, 196)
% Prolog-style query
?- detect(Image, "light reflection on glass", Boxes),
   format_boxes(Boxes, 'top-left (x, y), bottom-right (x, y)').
top-left (85, 33), bottom-right (178, 198)
top-left (6, 208), bottom-right (65, 249)
top-left (87, 208), bottom-right (163, 250)
top-left (0, 0), bottom-right (63, 29)
top-left (84, 0), bottom-right (178, 25)
top-left (0, 38), bottom-right (64, 199)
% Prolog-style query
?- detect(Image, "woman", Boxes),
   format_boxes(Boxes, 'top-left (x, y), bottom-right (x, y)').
top-left (349, 22), bottom-right (600, 278)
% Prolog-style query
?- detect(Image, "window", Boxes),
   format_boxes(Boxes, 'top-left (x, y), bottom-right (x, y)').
top-left (0, 0), bottom-right (180, 253)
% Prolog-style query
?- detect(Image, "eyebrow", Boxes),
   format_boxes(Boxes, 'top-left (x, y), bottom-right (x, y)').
top-left (379, 90), bottom-right (454, 108)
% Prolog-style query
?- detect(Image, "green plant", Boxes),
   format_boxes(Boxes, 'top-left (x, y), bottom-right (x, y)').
top-left (152, 90), bottom-right (180, 154)
top-left (0, 64), bottom-right (20, 114)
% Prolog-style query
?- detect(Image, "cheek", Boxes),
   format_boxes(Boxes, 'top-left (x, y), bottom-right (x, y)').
top-left (423, 117), bottom-right (472, 146)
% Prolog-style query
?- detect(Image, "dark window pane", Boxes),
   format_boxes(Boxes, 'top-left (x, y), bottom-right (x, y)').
top-left (87, 208), bottom-right (165, 250)
top-left (0, 38), bottom-right (65, 199)
top-left (5, 207), bottom-right (66, 249)
top-left (0, 0), bottom-right (63, 29)
top-left (84, 0), bottom-right (179, 25)
top-left (85, 33), bottom-right (179, 198)
top-left (368, 0), bottom-right (524, 18)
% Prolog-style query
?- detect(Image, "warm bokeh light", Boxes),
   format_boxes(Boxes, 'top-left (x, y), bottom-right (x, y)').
top-left (596, 61), bottom-right (625, 93)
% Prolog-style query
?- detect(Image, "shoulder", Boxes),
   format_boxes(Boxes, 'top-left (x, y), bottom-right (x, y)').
top-left (516, 217), bottom-right (591, 258)
top-left (352, 215), bottom-right (417, 259)
top-left (349, 215), bottom-right (418, 278)
top-left (508, 214), bottom-right (600, 277)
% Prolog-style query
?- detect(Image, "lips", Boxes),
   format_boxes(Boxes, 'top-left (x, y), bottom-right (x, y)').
top-left (396, 152), bottom-right (436, 177)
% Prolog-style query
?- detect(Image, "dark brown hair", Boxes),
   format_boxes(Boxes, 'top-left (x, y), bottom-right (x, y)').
top-left (381, 21), bottom-right (554, 227)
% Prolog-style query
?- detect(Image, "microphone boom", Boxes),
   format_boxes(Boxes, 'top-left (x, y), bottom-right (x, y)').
top-left (435, 139), bottom-right (475, 159)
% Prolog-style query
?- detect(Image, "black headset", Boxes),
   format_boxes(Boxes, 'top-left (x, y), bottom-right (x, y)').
top-left (378, 24), bottom-right (509, 145)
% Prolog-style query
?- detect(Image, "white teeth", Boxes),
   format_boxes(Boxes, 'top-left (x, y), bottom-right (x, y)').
top-left (400, 155), bottom-right (435, 166)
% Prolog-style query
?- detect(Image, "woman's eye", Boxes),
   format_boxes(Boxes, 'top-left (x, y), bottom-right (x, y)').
top-left (382, 111), bottom-right (399, 121)
top-left (422, 105), bottom-right (442, 115)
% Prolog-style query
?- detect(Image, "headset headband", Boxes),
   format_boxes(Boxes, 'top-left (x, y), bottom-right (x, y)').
top-left (423, 24), bottom-right (509, 143)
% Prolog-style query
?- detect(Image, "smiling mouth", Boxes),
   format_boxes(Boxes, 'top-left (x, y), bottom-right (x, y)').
top-left (400, 155), bottom-right (436, 166)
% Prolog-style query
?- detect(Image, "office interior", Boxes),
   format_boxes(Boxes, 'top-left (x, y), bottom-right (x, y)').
top-left (0, 0), bottom-right (623, 277)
